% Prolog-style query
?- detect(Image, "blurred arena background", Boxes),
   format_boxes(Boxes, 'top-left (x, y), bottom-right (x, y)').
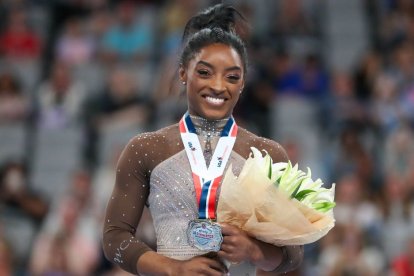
top-left (0, 0), bottom-right (414, 275)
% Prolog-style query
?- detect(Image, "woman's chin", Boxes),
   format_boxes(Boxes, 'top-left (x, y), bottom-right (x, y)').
top-left (202, 111), bottom-right (230, 120)
top-left (189, 108), bottom-right (231, 120)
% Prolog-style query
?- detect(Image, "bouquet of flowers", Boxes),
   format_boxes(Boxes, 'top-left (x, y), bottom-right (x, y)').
top-left (217, 147), bottom-right (336, 246)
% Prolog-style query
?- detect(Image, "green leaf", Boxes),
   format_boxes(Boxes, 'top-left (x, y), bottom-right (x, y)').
top-left (288, 173), bottom-right (307, 197)
top-left (294, 189), bottom-right (316, 201)
top-left (312, 202), bottom-right (336, 213)
top-left (273, 174), bottom-right (283, 187)
top-left (266, 154), bottom-right (273, 179)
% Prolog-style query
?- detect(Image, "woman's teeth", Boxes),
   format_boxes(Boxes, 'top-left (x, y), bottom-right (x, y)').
top-left (205, 96), bottom-right (225, 105)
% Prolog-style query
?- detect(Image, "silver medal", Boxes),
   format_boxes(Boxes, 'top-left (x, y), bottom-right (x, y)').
top-left (187, 220), bottom-right (223, 252)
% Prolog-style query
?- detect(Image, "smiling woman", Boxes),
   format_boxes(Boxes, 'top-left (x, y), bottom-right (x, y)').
top-left (102, 3), bottom-right (303, 276)
top-left (180, 43), bottom-right (244, 120)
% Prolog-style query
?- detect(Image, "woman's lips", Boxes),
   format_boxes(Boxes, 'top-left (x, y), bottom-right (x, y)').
top-left (204, 95), bottom-right (226, 105)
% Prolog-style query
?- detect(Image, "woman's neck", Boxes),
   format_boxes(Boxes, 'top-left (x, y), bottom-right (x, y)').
top-left (189, 114), bottom-right (229, 137)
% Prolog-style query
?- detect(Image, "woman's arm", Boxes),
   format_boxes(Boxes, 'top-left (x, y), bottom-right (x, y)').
top-left (102, 136), bottom-right (153, 274)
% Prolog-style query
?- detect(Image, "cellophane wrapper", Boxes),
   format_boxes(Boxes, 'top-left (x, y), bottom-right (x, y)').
top-left (216, 158), bottom-right (335, 246)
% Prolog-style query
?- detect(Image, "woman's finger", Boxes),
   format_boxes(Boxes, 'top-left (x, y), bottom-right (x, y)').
top-left (203, 257), bottom-right (228, 274)
top-left (220, 223), bottom-right (238, 236)
top-left (219, 243), bottom-right (233, 252)
top-left (217, 250), bottom-right (237, 263)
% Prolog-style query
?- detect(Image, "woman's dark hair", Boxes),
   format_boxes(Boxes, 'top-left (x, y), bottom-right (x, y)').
top-left (180, 4), bottom-right (248, 74)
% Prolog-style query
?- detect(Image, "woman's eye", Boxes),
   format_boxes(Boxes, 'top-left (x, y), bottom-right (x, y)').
top-left (228, 75), bottom-right (241, 81)
top-left (197, 70), bottom-right (210, 76)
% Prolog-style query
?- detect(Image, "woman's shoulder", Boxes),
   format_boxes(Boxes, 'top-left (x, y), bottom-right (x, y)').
top-left (119, 123), bottom-right (181, 167)
top-left (128, 123), bottom-right (180, 144)
top-left (237, 127), bottom-right (288, 163)
top-left (121, 123), bottom-right (182, 160)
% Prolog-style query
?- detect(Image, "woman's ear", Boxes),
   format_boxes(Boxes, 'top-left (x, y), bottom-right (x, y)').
top-left (240, 81), bottom-right (245, 94)
top-left (179, 65), bottom-right (187, 85)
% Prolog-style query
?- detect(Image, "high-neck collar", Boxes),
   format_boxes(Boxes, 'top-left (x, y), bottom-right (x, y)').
top-left (189, 114), bottom-right (230, 136)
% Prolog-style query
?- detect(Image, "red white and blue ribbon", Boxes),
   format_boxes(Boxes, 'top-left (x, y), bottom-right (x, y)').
top-left (179, 112), bottom-right (238, 220)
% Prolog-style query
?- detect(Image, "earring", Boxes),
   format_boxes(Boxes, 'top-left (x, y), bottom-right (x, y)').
top-left (182, 81), bottom-right (186, 85)
top-left (239, 89), bottom-right (243, 94)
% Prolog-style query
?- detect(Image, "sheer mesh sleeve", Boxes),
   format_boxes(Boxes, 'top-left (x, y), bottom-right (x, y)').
top-left (102, 135), bottom-right (153, 275)
top-left (102, 125), bottom-right (182, 274)
top-left (272, 245), bottom-right (304, 273)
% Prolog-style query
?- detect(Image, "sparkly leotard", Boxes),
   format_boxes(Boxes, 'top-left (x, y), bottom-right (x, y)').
top-left (103, 115), bottom-right (304, 275)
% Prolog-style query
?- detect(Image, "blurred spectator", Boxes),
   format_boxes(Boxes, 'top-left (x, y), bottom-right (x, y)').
top-left (325, 126), bottom-right (374, 187)
top-left (321, 72), bottom-right (369, 136)
top-left (99, 0), bottom-right (154, 64)
top-left (354, 50), bottom-right (383, 101)
top-left (55, 17), bottom-right (96, 67)
top-left (35, 60), bottom-right (86, 129)
top-left (0, 160), bottom-right (49, 273)
top-left (371, 73), bottom-right (406, 133)
top-left (86, 6), bottom-right (113, 44)
top-left (333, 173), bottom-right (382, 241)
top-left (299, 53), bottom-right (329, 100)
top-left (391, 236), bottom-right (414, 276)
top-left (83, 64), bottom-right (152, 168)
top-left (0, 71), bottom-right (29, 124)
top-left (378, 172), bottom-right (414, 261)
top-left (383, 124), bottom-right (414, 180)
top-left (270, 51), bottom-right (303, 97)
top-left (377, 0), bottom-right (414, 52)
top-left (157, 0), bottom-right (199, 56)
top-left (269, 0), bottom-right (318, 39)
top-left (0, 6), bottom-right (42, 61)
top-left (0, 3), bottom-right (7, 31)
top-left (267, 51), bottom-right (328, 100)
top-left (388, 41), bottom-right (414, 90)
top-left (30, 170), bottom-right (100, 275)
top-left (406, 11), bottom-right (414, 44)
top-left (0, 234), bottom-right (12, 276)
top-left (319, 224), bottom-right (385, 276)
top-left (234, 79), bottom-right (275, 137)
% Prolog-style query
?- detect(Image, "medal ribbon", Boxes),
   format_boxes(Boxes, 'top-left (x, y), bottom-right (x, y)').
top-left (180, 112), bottom-right (238, 220)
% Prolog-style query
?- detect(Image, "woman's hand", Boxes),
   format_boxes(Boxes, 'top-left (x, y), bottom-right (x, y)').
top-left (217, 223), bottom-right (258, 264)
top-left (137, 251), bottom-right (227, 276)
top-left (217, 223), bottom-right (286, 271)
top-left (169, 256), bottom-right (228, 276)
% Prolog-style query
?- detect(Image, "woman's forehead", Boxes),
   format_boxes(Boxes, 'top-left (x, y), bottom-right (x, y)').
top-left (192, 43), bottom-right (243, 66)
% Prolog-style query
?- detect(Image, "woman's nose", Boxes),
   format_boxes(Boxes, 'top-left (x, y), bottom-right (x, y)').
top-left (209, 76), bottom-right (226, 93)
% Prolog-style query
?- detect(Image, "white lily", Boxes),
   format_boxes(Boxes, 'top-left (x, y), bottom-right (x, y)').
top-left (249, 147), bottom-right (335, 213)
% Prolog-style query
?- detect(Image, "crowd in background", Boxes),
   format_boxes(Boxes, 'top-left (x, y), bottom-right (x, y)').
top-left (1, 0), bottom-right (414, 275)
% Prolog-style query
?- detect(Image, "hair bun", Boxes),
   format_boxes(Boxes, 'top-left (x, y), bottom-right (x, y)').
top-left (182, 4), bottom-right (245, 42)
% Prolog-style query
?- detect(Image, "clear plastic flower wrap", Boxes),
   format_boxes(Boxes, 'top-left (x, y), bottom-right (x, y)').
top-left (217, 147), bottom-right (336, 246)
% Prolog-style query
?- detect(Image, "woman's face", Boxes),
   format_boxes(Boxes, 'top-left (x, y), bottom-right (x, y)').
top-left (180, 43), bottom-right (245, 120)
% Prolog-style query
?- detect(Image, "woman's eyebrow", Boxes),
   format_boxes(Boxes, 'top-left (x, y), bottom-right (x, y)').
top-left (197, 60), bottom-right (242, 72)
